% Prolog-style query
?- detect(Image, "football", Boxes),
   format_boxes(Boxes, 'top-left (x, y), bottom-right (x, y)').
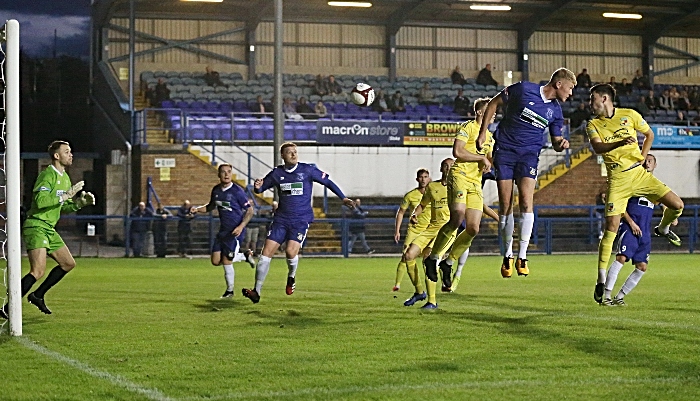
top-left (350, 83), bottom-right (375, 107)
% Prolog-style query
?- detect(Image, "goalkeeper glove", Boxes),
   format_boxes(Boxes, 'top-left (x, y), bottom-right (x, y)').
top-left (60, 181), bottom-right (85, 202)
top-left (76, 191), bottom-right (96, 208)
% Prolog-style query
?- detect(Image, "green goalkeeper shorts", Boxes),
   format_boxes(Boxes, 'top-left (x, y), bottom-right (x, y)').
top-left (22, 220), bottom-right (66, 254)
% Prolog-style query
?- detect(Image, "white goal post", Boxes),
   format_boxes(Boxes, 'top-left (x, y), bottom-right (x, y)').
top-left (2, 19), bottom-right (22, 336)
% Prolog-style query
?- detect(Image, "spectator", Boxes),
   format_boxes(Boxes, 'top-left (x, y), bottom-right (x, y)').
top-left (177, 200), bottom-right (195, 258)
top-left (244, 199), bottom-right (260, 255)
top-left (476, 63), bottom-right (498, 86)
top-left (595, 191), bottom-right (606, 239)
top-left (314, 100), bottom-right (328, 118)
top-left (313, 74), bottom-right (328, 96)
top-left (677, 90), bottom-right (692, 111)
top-left (250, 95), bottom-right (270, 118)
top-left (674, 111), bottom-right (688, 126)
top-left (203, 66), bottom-right (226, 87)
top-left (451, 66), bottom-right (466, 85)
top-left (608, 76), bottom-right (618, 91)
top-left (569, 102), bottom-right (591, 129)
top-left (689, 87), bottom-right (700, 109)
top-left (631, 69), bottom-right (650, 90)
top-left (635, 95), bottom-right (651, 116)
top-left (618, 78), bottom-right (632, 96)
top-left (372, 89), bottom-right (390, 113)
top-left (296, 97), bottom-right (316, 119)
top-left (390, 91), bottom-right (406, 113)
top-left (325, 75), bottom-right (342, 95)
top-left (153, 78), bottom-right (170, 107)
top-left (576, 69), bottom-right (592, 89)
top-left (152, 202), bottom-right (171, 258)
top-left (658, 90), bottom-right (674, 111)
top-left (347, 199), bottom-right (374, 254)
top-left (130, 202), bottom-right (153, 257)
top-left (669, 87), bottom-right (680, 103)
top-left (453, 88), bottom-right (470, 116)
top-left (418, 82), bottom-right (438, 105)
top-left (645, 90), bottom-right (658, 111)
top-left (283, 97), bottom-right (303, 120)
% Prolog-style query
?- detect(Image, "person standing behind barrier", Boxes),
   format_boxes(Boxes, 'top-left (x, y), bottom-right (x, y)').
top-left (130, 202), bottom-right (153, 257)
top-left (245, 198), bottom-right (261, 255)
top-left (177, 200), bottom-right (195, 258)
top-left (348, 199), bottom-right (375, 255)
top-left (153, 202), bottom-right (171, 258)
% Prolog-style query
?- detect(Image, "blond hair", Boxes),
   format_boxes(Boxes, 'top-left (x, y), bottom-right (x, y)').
top-left (549, 68), bottom-right (577, 87)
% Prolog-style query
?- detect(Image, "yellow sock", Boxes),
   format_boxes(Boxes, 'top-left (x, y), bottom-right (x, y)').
top-left (448, 231), bottom-right (475, 262)
top-left (395, 261), bottom-right (407, 287)
top-left (425, 277), bottom-right (437, 304)
top-left (431, 224), bottom-right (459, 258)
top-left (659, 206), bottom-right (683, 229)
top-left (406, 260), bottom-right (424, 293)
top-left (598, 230), bottom-right (617, 270)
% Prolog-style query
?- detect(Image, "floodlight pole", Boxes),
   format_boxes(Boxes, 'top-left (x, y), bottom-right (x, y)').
top-left (273, 0), bottom-right (283, 167)
top-left (6, 20), bottom-right (23, 337)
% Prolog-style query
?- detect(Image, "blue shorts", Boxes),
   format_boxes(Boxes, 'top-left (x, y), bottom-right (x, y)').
top-left (493, 147), bottom-right (539, 181)
top-left (212, 231), bottom-right (242, 260)
top-left (267, 220), bottom-right (310, 246)
top-left (616, 223), bottom-right (651, 264)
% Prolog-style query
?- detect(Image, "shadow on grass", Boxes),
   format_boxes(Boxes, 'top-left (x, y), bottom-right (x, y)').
top-left (244, 309), bottom-right (324, 327)
top-left (194, 298), bottom-right (239, 312)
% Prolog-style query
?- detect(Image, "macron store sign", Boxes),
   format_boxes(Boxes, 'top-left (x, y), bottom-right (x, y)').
top-left (316, 121), bottom-right (460, 146)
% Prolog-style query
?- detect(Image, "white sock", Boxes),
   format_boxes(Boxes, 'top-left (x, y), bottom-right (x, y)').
top-left (500, 214), bottom-right (515, 257)
top-left (223, 264), bottom-right (234, 292)
top-left (604, 260), bottom-right (624, 299)
top-left (518, 213), bottom-right (534, 260)
top-left (255, 255), bottom-right (272, 294)
top-left (598, 268), bottom-right (606, 285)
top-left (658, 225), bottom-right (670, 235)
top-left (618, 268), bottom-right (645, 299)
top-left (287, 255), bottom-right (299, 278)
top-left (455, 248), bottom-right (470, 278)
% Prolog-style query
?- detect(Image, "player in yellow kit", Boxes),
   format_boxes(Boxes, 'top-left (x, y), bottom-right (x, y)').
top-left (422, 98), bottom-right (494, 305)
top-left (587, 83), bottom-right (684, 304)
top-left (401, 159), bottom-right (454, 307)
top-left (392, 168), bottom-right (431, 292)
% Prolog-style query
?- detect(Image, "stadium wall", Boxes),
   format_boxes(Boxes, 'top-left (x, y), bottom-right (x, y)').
top-left (106, 18), bottom-right (700, 88)
top-left (223, 146), bottom-right (700, 200)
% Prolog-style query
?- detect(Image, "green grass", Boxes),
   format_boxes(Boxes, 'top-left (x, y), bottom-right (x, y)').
top-left (1, 254), bottom-right (700, 401)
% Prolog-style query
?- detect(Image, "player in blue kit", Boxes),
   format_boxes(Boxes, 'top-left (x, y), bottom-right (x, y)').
top-left (601, 154), bottom-right (668, 306)
top-left (242, 142), bottom-right (355, 303)
top-left (191, 164), bottom-right (256, 298)
top-left (477, 68), bottom-right (574, 278)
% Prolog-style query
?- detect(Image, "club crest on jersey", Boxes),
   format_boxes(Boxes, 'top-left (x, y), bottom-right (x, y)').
top-left (546, 108), bottom-right (553, 119)
top-left (620, 117), bottom-right (630, 126)
top-left (456, 191), bottom-right (464, 199)
top-left (296, 173), bottom-right (305, 181)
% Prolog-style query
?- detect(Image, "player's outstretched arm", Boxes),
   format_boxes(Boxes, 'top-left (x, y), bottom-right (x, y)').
top-left (477, 95), bottom-right (503, 150)
top-left (589, 136), bottom-right (637, 154)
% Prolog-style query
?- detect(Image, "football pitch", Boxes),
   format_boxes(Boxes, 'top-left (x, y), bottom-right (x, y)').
top-left (1, 254), bottom-right (699, 401)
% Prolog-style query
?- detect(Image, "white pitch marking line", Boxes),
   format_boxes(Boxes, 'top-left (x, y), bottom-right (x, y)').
top-left (16, 336), bottom-right (176, 401)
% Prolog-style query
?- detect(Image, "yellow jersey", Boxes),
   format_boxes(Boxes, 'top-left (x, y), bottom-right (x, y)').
top-left (419, 181), bottom-right (450, 225)
top-left (452, 120), bottom-right (494, 185)
top-left (586, 108), bottom-right (649, 177)
top-left (400, 188), bottom-right (431, 231)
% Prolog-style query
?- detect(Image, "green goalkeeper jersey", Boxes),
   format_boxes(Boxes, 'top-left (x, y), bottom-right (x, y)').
top-left (24, 165), bottom-right (80, 229)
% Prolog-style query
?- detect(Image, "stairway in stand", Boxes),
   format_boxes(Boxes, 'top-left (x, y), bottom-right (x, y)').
top-left (137, 93), bottom-right (171, 145)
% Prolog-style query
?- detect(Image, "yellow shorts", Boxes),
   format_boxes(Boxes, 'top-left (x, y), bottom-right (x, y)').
top-left (403, 224), bottom-right (428, 253)
top-left (410, 222), bottom-right (453, 253)
top-left (606, 165), bottom-right (671, 216)
top-left (448, 171), bottom-right (483, 211)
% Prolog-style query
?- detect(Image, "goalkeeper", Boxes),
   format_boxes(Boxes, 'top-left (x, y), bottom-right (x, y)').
top-left (1, 141), bottom-right (96, 319)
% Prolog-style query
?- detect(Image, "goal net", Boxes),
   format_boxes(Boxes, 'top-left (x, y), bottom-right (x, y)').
top-left (1, 20), bottom-right (22, 336)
